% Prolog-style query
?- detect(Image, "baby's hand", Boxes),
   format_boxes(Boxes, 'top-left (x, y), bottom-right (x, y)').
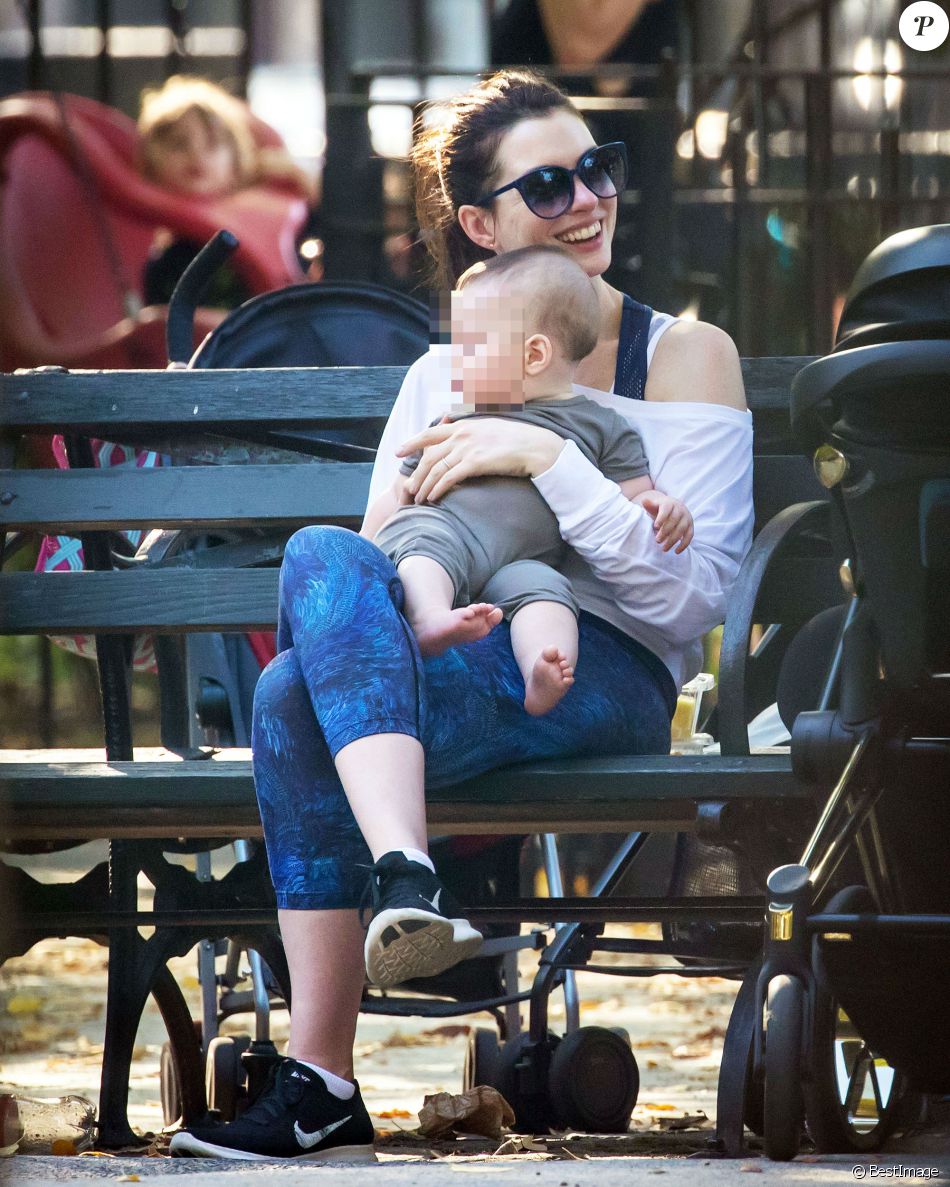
top-left (638, 492), bottom-right (693, 553)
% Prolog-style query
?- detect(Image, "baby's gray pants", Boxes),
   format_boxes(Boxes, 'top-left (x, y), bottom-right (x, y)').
top-left (375, 501), bottom-right (579, 620)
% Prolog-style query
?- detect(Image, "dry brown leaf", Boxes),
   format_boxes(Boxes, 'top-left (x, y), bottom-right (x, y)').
top-left (381, 1031), bottom-right (430, 1049)
top-left (376, 1108), bottom-right (413, 1119)
top-left (493, 1135), bottom-right (550, 1156)
top-left (690, 1025), bottom-right (727, 1041)
top-left (672, 1043), bottom-right (712, 1060)
top-left (5, 994), bottom-right (44, 1015)
top-left (652, 1111), bottom-right (709, 1132)
top-left (421, 1025), bottom-right (471, 1040)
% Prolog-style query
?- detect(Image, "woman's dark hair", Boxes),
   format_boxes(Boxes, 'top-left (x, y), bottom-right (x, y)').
top-left (411, 70), bottom-right (579, 289)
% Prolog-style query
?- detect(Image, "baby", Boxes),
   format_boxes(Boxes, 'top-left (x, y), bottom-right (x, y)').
top-left (136, 75), bottom-right (317, 304)
top-left (363, 245), bottom-right (692, 716)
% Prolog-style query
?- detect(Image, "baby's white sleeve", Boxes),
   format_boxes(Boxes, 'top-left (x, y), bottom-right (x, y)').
top-left (366, 350), bottom-right (442, 508)
top-left (532, 429), bottom-right (753, 646)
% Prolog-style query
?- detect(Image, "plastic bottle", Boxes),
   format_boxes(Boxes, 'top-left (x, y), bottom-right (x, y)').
top-left (670, 672), bottom-right (716, 753)
top-left (0, 1092), bottom-right (96, 1155)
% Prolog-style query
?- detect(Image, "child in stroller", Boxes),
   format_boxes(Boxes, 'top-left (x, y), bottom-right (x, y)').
top-left (136, 75), bottom-right (317, 308)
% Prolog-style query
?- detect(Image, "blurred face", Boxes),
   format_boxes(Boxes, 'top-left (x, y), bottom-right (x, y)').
top-left (450, 283), bottom-right (527, 408)
top-left (146, 109), bottom-right (238, 197)
top-left (471, 111), bottom-right (618, 279)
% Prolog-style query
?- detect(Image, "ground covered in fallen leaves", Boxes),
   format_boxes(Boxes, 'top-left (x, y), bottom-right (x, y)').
top-left (1, 928), bottom-right (738, 1155)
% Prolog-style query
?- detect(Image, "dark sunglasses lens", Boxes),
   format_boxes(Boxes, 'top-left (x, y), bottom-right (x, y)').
top-left (579, 145), bottom-right (627, 198)
top-left (519, 166), bottom-right (573, 218)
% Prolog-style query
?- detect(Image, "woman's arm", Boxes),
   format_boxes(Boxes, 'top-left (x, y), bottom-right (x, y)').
top-left (360, 476), bottom-right (409, 539)
top-left (399, 416), bottom-right (565, 504)
top-left (535, 431), bottom-right (751, 646)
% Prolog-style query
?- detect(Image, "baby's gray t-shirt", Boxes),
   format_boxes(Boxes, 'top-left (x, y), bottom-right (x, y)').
top-left (399, 394), bottom-right (649, 483)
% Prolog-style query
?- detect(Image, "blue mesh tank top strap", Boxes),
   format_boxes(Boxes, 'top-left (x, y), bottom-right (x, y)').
top-left (613, 294), bottom-right (654, 400)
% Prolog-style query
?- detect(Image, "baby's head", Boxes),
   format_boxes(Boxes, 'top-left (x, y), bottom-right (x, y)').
top-left (137, 75), bottom-right (255, 198)
top-left (451, 245), bottom-right (599, 409)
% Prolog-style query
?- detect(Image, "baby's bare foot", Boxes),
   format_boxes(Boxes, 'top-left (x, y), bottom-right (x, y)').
top-left (413, 603), bottom-right (503, 657)
top-left (524, 645), bottom-right (575, 716)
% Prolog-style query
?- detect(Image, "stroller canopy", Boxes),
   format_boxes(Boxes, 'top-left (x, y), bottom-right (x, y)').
top-left (190, 281), bottom-right (429, 369)
top-left (835, 223), bottom-right (950, 352)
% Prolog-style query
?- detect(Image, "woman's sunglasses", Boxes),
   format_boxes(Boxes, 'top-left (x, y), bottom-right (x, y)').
top-left (475, 141), bottom-right (628, 220)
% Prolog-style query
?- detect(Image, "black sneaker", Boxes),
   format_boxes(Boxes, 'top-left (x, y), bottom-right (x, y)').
top-left (168, 1058), bottom-right (375, 1162)
top-left (362, 851), bottom-right (483, 988)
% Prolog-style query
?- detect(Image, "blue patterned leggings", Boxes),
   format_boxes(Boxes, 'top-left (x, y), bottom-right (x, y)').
top-left (252, 526), bottom-right (677, 910)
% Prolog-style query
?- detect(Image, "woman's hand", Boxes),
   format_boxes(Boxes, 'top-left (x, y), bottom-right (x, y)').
top-left (398, 417), bottom-right (565, 504)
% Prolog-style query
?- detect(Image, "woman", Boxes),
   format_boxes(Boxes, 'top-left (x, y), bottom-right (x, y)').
top-left (170, 70), bottom-right (751, 1164)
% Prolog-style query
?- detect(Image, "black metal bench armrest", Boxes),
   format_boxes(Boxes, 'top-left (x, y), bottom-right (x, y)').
top-left (718, 500), bottom-right (831, 757)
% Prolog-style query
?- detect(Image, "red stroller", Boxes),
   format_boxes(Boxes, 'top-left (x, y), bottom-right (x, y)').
top-left (0, 91), bottom-right (309, 372)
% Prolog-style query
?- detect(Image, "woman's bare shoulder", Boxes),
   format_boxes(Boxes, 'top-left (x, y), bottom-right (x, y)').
top-left (646, 319), bottom-right (747, 411)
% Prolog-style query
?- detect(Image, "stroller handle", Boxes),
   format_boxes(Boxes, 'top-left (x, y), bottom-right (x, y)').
top-left (790, 337), bottom-right (950, 452)
top-left (166, 229), bottom-right (240, 365)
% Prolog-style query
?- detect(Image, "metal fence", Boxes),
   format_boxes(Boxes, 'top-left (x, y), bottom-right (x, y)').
top-left (5, 0), bottom-right (950, 354)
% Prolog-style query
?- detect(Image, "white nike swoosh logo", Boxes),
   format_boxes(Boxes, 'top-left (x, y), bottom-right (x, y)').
top-left (422, 889), bottom-right (441, 912)
top-left (294, 1115), bottom-right (351, 1149)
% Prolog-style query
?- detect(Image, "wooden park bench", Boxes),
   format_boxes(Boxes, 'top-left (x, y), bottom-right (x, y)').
top-left (0, 357), bottom-right (841, 1152)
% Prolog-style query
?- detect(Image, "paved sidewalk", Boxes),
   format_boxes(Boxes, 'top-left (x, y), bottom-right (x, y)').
top-left (7, 1149), bottom-right (950, 1185)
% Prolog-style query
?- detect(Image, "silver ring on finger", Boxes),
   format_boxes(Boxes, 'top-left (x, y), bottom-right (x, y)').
top-left (440, 457), bottom-right (451, 472)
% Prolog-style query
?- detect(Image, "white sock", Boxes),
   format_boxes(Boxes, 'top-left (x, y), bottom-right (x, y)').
top-left (399, 847), bottom-right (435, 873)
top-left (294, 1059), bottom-right (356, 1100)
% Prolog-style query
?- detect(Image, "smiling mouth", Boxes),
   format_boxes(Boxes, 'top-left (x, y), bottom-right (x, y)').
top-left (556, 220), bottom-right (602, 244)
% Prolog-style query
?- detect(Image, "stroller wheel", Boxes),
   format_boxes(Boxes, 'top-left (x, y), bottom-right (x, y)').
top-left (744, 1065), bottom-right (766, 1138)
top-left (160, 1041), bottom-right (182, 1128)
top-left (547, 1027), bottom-right (639, 1133)
top-left (763, 975), bottom-right (805, 1160)
top-left (498, 1032), bottom-right (560, 1133)
top-left (206, 1034), bottom-right (252, 1122)
top-left (805, 887), bottom-right (906, 1152)
top-left (463, 1027), bottom-right (502, 1092)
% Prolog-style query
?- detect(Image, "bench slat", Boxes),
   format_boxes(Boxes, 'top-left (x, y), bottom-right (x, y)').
top-left (0, 570), bottom-right (279, 633)
top-left (1, 554), bottom-right (840, 634)
top-left (0, 749), bottom-right (803, 840)
top-left (1, 358), bottom-right (816, 433)
top-left (3, 455), bottom-right (808, 534)
top-left (1, 367), bottom-right (408, 430)
top-left (0, 464), bottom-right (369, 531)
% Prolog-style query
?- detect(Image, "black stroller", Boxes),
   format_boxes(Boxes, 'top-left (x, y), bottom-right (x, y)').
top-left (155, 235), bottom-right (579, 1130)
top-left (754, 224), bottom-right (950, 1160)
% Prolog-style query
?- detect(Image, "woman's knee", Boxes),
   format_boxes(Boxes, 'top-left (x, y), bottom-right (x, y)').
top-left (252, 649), bottom-right (302, 735)
top-left (283, 525), bottom-right (394, 587)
